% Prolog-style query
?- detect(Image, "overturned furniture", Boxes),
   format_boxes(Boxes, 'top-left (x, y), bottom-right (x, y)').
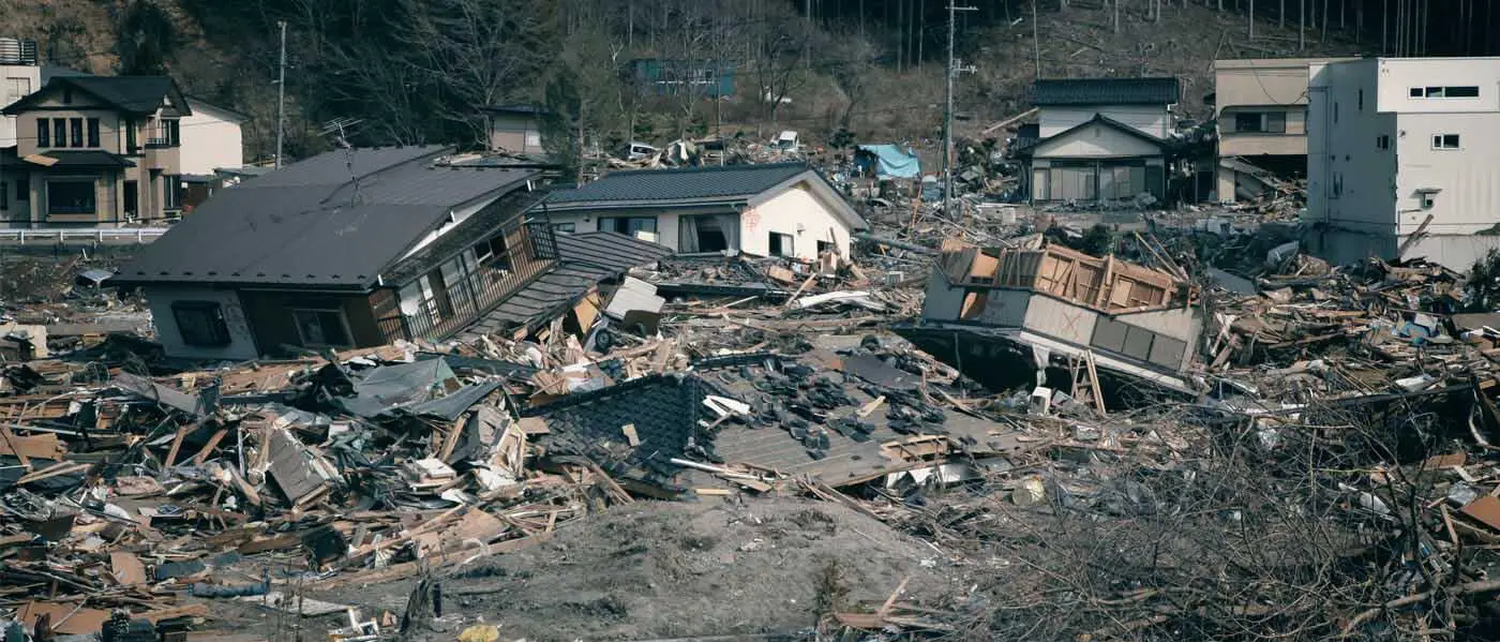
top-left (897, 240), bottom-right (1201, 399)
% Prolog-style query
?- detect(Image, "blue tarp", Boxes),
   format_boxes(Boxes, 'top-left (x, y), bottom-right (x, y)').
top-left (855, 144), bottom-right (921, 180)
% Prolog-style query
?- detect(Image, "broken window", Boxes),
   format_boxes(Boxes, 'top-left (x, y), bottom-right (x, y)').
top-left (291, 308), bottom-right (353, 348)
top-left (473, 233), bottom-right (512, 275)
top-left (1432, 134), bottom-right (1461, 150)
top-left (817, 240), bottom-right (837, 256)
top-left (171, 301), bottom-right (230, 347)
top-left (552, 222), bottom-right (576, 234)
top-left (768, 232), bottom-right (794, 257)
top-left (678, 214), bottom-right (739, 253)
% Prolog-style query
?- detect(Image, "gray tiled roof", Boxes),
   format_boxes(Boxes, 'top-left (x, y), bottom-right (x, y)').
top-left (460, 231), bottom-right (672, 337)
top-left (4, 75), bottom-right (189, 115)
top-left (544, 163), bottom-right (811, 208)
top-left (1033, 77), bottom-right (1181, 106)
top-left (113, 146), bottom-right (540, 289)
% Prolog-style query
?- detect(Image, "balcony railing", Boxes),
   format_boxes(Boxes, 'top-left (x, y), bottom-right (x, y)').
top-left (377, 253), bottom-right (551, 343)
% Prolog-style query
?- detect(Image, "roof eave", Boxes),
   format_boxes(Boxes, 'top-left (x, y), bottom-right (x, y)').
top-left (544, 196), bottom-right (751, 212)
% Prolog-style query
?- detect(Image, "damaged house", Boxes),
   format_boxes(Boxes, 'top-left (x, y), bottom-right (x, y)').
top-left (1017, 77), bottom-right (1180, 205)
top-left (538, 162), bottom-right (867, 260)
top-left (111, 145), bottom-right (669, 360)
top-left (897, 240), bottom-right (1201, 396)
top-left (1212, 58), bottom-right (1352, 203)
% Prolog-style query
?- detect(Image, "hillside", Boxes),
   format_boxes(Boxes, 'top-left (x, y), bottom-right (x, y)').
top-left (4, 0), bottom-right (1366, 159)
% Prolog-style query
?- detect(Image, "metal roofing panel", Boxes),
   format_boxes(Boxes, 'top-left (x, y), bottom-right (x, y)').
top-left (1032, 77), bottom-right (1181, 106)
top-left (113, 148), bottom-right (538, 289)
top-left (544, 163), bottom-right (810, 207)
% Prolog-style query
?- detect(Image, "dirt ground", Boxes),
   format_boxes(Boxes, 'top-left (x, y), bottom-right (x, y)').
top-left (318, 496), bottom-right (959, 642)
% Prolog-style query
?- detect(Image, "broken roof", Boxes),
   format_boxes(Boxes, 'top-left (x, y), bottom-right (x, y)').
top-left (1032, 77), bottom-right (1181, 106)
top-left (113, 146), bottom-right (541, 290)
top-left (461, 231), bottom-right (673, 338)
top-left (21, 150), bottom-right (136, 168)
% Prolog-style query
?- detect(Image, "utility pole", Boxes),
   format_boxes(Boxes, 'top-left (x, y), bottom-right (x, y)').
top-left (943, 3), bottom-right (977, 220)
top-left (275, 20), bottom-right (287, 169)
top-left (1031, 0), bottom-right (1041, 78)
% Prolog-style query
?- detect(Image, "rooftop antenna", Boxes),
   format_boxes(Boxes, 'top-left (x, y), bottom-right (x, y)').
top-left (319, 117), bottom-right (365, 202)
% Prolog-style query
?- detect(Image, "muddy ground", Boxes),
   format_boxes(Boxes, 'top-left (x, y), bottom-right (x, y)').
top-left (301, 496), bottom-right (961, 641)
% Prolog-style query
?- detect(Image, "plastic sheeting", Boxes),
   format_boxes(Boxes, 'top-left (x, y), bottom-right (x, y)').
top-left (855, 144), bottom-right (921, 180)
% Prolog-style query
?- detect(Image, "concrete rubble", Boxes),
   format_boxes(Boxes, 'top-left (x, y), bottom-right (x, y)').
top-left (2, 163), bottom-right (1500, 641)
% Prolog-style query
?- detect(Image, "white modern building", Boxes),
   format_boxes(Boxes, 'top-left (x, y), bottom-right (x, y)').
top-left (1306, 57), bottom-right (1500, 270)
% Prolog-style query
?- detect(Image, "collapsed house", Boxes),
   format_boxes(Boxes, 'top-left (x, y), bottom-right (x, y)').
top-left (110, 146), bottom-right (670, 360)
top-left (897, 240), bottom-right (1201, 397)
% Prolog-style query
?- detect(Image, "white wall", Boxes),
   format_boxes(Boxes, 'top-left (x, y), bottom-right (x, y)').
top-left (179, 103), bottom-right (245, 175)
top-left (1033, 121), bottom-right (1163, 158)
top-left (1023, 295), bottom-right (1099, 345)
top-left (743, 182), bottom-right (853, 259)
top-left (545, 182), bottom-right (858, 259)
top-left (144, 286), bottom-right (259, 360)
top-left (1310, 59), bottom-right (1399, 236)
top-left (1039, 105), bottom-right (1170, 138)
top-left (1393, 112), bottom-right (1500, 236)
top-left (1374, 58), bottom-right (1500, 114)
top-left (0, 63), bottom-right (40, 148)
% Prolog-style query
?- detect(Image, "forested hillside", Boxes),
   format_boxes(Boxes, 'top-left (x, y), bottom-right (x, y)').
top-left (3, 0), bottom-right (1492, 164)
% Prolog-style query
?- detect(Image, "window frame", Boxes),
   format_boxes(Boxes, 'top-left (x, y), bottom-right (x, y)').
top-left (768, 232), bottom-right (795, 257)
top-left (69, 118), bottom-right (83, 148)
top-left (599, 216), bottom-right (659, 237)
top-left (52, 118), bottom-right (66, 147)
top-left (1376, 135), bottom-right (1390, 150)
top-left (86, 118), bottom-right (100, 147)
top-left (170, 301), bottom-right (232, 347)
top-left (289, 307), bottom-right (355, 349)
top-left (35, 119), bottom-right (48, 147)
top-left (45, 179), bottom-right (96, 215)
top-left (1431, 134), bottom-right (1461, 150)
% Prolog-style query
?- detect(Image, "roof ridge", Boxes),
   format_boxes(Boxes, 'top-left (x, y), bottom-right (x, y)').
top-left (595, 162), bottom-right (808, 177)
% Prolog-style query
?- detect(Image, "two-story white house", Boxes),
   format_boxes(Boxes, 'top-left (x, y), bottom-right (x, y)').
top-left (1306, 57), bottom-right (1500, 270)
top-left (1018, 77), bottom-right (1180, 204)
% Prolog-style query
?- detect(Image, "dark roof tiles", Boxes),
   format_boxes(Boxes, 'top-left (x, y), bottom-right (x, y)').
top-left (113, 147), bottom-right (540, 289)
top-left (545, 162), bottom-right (811, 207)
top-left (1033, 77), bottom-right (1181, 106)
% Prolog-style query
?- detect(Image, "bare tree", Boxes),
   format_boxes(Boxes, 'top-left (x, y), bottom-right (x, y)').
top-left (394, 0), bottom-right (556, 146)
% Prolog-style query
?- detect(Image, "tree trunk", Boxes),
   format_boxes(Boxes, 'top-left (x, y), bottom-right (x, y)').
top-left (1320, 0), bottom-right (1327, 41)
top-left (917, 0), bottom-right (924, 65)
top-left (1298, 0), bottom-right (1304, 49)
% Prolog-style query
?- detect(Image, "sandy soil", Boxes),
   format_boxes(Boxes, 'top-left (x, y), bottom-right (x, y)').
top-left (322, 496), bottom-right (961, 641)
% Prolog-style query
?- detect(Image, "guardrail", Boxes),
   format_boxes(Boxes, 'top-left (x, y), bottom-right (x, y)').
top-left (0, 228), bottom-right (169, 244)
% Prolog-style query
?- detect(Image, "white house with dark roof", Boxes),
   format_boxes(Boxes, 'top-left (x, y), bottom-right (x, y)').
top-left (538, 163), bottom-right (867, 261)
top-left (1017, 77), bottom-right (1181, 204)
